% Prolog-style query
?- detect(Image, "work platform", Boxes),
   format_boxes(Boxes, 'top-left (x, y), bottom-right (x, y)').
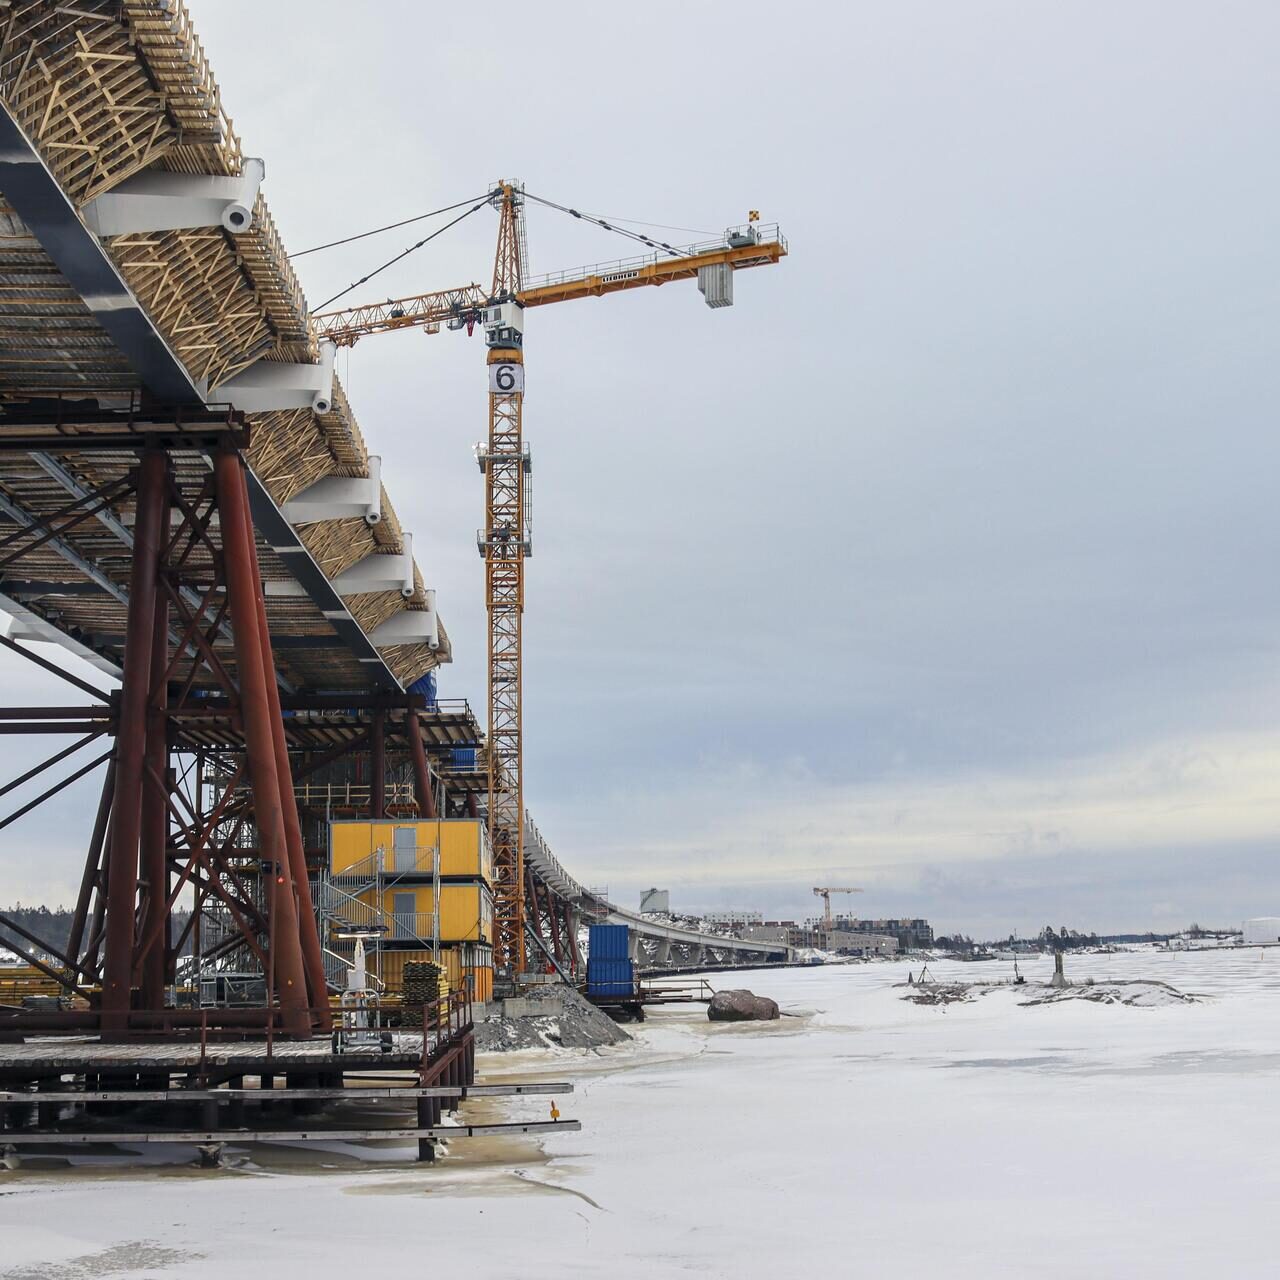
top-left (0, 1033), bottom-right (426, 1081)
top-left (0, 992), bottom-right (582, 1164)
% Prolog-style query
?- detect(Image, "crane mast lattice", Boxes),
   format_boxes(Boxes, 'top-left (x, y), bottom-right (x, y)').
top-left (482, 183), bottom-right (528, 975)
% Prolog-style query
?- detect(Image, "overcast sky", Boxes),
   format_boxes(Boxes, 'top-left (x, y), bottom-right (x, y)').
top-left (3, 1), bottom-right (1278, 937)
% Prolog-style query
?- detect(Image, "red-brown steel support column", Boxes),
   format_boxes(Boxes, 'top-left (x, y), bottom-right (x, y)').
top-left (566, 904), bottom-right (582, 975)
top-left (370, 709), bottom-right (386, 819)
top-left (215, 451), bottom-right (311, 1037)
top-left (139, 566), bottom-right (171, 1010)
top-left (101, 450), bottom-right (167, 1031)
top-left (65, 758), bottom-right (116, 969)
top-left (407, 711), bottom-right (438, 819)
top-left (547, 884), bottom-right (564, 964)
top-left (244, 516), bottom-right (331, 1027)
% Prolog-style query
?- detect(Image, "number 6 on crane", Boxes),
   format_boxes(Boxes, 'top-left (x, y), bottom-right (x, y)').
top-left (489, 362), bottom-right (524, 395)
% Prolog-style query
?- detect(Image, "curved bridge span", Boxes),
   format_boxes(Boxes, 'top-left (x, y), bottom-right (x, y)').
top-left (523, 817), bottom-right (792, 972)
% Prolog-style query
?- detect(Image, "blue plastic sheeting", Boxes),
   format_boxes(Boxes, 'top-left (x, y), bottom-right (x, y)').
top-left (410, 671), bottom-right (439, 709)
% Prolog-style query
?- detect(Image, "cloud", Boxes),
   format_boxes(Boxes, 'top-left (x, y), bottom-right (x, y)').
top-left (542, 730), bottom-right (1280, 930)
top-left (3, 1), bottom-right (1279, 944)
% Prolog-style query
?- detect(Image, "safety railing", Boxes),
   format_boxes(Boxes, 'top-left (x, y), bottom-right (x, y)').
top-left (390, 912), bottom-right (439, 944)
top-left (524, 224), bottom-right (786, 293)
top-left (420, 989), bottom-right (474, 1065)
top-left (333, 842), bottom-right (439, 884)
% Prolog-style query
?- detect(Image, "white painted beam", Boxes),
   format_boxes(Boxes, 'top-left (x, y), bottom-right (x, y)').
top-left (330, 533), bottom-right (415, 599)
top-left (209, 340), bottom-right (336, 415)
top-left (281, 455), bottom-right (382, 526)
top-left (369, 591), bottom-right (439, 650)
top-left (82, 159), bottom-right (265, 237)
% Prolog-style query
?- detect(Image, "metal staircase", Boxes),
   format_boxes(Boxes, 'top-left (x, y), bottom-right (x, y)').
top-left (315, 839), bottom-right (441, 989)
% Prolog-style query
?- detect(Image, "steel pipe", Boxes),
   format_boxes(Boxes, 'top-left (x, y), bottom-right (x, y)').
top-left (102, 452), bottom-right (168, 1029)
top-left (139, 589), bottom-right (170, 1010)
top-left (243, 503), bottom-right (332, 1027)
top-left (64, 758), bottom-right (115, 967)
top-left (407, 710), bottom-right (438, 819)
top-left (370, 709), bottom-right (385, 819)
top-left (214, 451), bottom-right (311, 1037)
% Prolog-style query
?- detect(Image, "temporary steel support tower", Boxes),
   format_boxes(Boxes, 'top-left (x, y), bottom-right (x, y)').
top-left (0, 416), bottom-right (334, 1038)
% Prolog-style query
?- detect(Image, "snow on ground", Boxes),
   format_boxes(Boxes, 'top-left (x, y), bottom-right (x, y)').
top-left (2, 947), bottom-right (1278, 1278)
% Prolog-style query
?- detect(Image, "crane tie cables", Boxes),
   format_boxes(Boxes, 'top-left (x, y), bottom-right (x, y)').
top-left (295, 194), bottom-right (490, 257)
top-left (522, 191), bottom-right (692, 259)
top-left (310, 196), bottom-right (490, 311)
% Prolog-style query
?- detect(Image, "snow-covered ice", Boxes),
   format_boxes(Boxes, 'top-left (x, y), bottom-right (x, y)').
top-left (1, 947), bottom-right (1277, 1278)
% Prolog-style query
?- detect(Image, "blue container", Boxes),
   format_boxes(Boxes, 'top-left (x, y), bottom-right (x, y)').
top-left (587, 956), bottom-right (634, 997)
top-left (588, 981), bottom-right (634, 997)
top-left (588, 924), bottom-right (629, 962)
top-left (451, 745), bottom-right (477, 770)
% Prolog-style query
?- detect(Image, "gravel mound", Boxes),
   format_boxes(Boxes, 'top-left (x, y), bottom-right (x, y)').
top-left (474, 983), bottom-right (632, 1052)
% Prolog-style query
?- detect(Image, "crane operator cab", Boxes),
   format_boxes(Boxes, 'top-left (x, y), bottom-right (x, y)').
top-left (483, 300), bottom-right (524, 349)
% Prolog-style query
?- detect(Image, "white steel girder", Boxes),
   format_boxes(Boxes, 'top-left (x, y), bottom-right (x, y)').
top-left (82, 159), bottom-right (265, 237)
top-left (281, 456), bottom-right (382, 526)
top-left (329, 533), bottom-right (416, 599)
top-left (209, 340), bottom-right (336, 415)
top-left (368, 592), bottom-right (439, 650)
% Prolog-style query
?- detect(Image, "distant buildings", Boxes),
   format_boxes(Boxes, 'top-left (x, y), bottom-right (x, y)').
top-left (828, 930), bottom-right (898, 956)
top-left (702, 910), bottom-right (763, 926)
top-left (830, 917), bottom-right (934, 951)
top-left (743, 921), bottom-right (900, 956)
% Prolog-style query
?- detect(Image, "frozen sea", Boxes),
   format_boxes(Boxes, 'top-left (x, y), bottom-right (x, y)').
top-left (1, 947), bottom-right (1277, 1278)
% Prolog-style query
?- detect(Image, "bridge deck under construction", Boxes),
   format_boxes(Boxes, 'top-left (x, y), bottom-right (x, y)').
top-left (0, 0), bottom-right (445, 694)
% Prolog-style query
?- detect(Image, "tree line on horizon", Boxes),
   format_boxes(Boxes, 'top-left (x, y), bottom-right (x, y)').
top-left (1, 902), bottom-right (193, 963)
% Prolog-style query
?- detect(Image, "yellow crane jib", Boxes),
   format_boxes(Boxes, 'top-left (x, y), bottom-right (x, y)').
top-left (310, 226), bottom-right (788, 346)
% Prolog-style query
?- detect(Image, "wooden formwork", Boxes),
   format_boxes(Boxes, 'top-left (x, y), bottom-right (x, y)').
top-left (0, 0), bottom-right (447, 687)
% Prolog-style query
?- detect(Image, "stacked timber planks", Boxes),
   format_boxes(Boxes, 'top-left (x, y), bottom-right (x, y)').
top-left (400, 961), bottom-right (449, 1029)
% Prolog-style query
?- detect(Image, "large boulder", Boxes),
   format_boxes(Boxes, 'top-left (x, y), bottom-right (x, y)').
top-left (707, 988), bottom-right (780, 1022)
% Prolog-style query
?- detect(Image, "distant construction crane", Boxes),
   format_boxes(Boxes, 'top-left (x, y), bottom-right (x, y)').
top-left (813, 887), bottom-right (863, 930)
top-left (313, 183), bottom-right (787, 979)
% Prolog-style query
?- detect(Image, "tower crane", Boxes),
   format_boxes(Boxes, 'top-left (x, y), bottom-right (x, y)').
top-left (312, 182), bottom-right (787, 979)
top-left (813, 887), bottom-right (863, 931)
